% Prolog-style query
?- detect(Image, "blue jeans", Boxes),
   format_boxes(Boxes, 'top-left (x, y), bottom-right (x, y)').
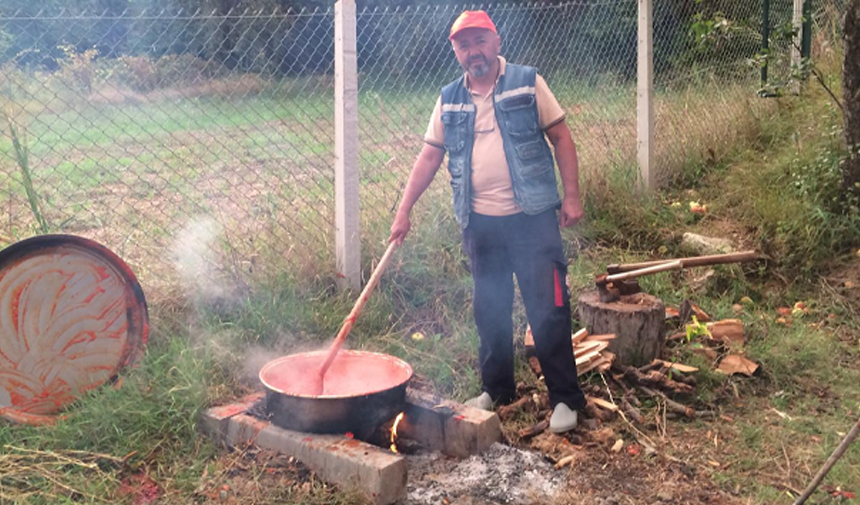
top-left (462, 209), bottom-right (585, 410)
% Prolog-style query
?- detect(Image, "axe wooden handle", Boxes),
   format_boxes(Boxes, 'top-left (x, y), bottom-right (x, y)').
top-left (606, 251), bottom-right (759, 274)
top-left (604, 260), bottom-right (683, 283)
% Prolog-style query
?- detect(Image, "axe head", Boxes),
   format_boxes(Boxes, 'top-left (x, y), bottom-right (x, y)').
top-left (595, 275), bottom-right (642, 303)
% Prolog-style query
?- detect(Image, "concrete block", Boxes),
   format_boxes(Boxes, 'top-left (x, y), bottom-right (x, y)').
top-left (229, 415), bottom-right (407, 505)
top-left (402, 388), bottom-right (501, 458)
top-left (199, 392), bottom-right (264, 440)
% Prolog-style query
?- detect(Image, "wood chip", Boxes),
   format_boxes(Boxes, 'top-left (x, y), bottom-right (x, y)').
top-left (571, 328), bottom-right (589, 345)
top-left (717, 354), bottom-right (759, 376)
top-left (611, 439), bottom-right (624, 453)
top-left (657, 360), bottom-right (699, 373)
top-left (554, 454), bottom-right (576, 469)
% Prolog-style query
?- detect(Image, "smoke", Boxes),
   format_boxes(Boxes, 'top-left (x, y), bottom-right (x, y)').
top-left (171, 217), bottom-right (227, 306)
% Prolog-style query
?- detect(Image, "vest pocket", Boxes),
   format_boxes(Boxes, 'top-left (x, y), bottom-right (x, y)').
top-left (441, 111), bottom-right (468, 153)
top-left (499, 94), bottom-right (538, 137)
top-left (515, 140), bottom-right (552, 172)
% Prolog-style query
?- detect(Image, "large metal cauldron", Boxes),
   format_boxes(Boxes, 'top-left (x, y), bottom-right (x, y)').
top-left (259, 350), bottom-right (412, 436)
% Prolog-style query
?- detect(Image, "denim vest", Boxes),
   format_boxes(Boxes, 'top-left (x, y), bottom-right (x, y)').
top-left (441, 63), bottom-right (560, 230)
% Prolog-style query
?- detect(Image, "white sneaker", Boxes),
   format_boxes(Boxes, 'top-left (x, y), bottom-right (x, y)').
top-left (549, 402), bottom-right (578, 433)
top-left (464, 392), bottom-right (493, 411)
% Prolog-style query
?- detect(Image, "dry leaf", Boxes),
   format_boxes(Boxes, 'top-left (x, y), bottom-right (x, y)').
top-left (718, 355), bottom-right (759, 376)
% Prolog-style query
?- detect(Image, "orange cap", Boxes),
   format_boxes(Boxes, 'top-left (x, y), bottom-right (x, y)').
top-left (449, 10), bottom-right (497, 41)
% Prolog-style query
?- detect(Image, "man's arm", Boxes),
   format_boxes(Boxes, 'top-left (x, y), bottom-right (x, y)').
top-left (545, 120), bottom-right (583, 228)
top-left (389, 143), bottom-right (446, 243)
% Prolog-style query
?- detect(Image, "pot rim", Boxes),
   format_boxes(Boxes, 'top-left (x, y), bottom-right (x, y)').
top-left (259, 349), bottom-right (413, 399)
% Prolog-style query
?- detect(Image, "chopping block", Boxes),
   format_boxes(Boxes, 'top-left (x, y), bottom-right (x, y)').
top-left (576, 291), bottom-right (665, 367)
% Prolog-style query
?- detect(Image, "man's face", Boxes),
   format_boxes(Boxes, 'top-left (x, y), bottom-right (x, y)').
top-left (451, 28), bottom-right (500, 79)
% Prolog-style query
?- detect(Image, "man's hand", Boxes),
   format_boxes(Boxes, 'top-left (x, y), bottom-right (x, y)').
top-left (389, 211), bottom-right (411, 244)
top-left (559, 194), bottom-right (583, 228)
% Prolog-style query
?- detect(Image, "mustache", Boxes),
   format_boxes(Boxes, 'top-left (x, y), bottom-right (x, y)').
top-left (468, 55), bottom-right (489, 66)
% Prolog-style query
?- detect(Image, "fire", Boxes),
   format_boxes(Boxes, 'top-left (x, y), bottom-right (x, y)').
top-left (389, 412), bottom-right (405, 453)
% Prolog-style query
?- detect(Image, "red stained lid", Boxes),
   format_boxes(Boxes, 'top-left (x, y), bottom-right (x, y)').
top-left (0, 235), bottom-right (148, 425)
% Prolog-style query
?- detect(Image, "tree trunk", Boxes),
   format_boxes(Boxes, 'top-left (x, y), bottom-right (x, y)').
top-left (844, 0), bottom-right (860, 196)
top-left (576, 291), bottom-right (665, 366)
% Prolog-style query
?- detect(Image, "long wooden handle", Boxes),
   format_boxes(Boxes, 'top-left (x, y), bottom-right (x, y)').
top-left (318, 241), bottom-right (400, 379)
top-left (606, 251), bottom-right (759, 274)
top-left (605, 260), bottom-right (683, 283)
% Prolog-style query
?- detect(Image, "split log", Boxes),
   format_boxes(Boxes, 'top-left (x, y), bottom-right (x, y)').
top-left (577, 291), bottom-right (666, 366)
top-left (589, 397), bottom-right (620, 412)
top-left (577, 357), bottom-right (609, 376)
top-left (572, 328), bottom-right (589, 345)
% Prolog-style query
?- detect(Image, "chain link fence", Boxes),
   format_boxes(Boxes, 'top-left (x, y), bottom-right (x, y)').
top-left (0, 0), bottom-right (839, 301)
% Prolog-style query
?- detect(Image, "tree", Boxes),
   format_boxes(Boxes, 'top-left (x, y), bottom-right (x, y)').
top-left (845, 0), bottom-right (860, 197)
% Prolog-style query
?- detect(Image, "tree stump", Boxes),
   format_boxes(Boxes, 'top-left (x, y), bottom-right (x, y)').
top-left (576, 291), bottom-right (665, 366)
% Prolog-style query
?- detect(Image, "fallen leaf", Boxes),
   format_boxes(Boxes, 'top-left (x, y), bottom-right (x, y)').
top-left (707, 460), bottom-right (721, 467)
top-left (626, 443), bottom-right (640, 456)
top-left (411, 332), bottom-right (425, 342)
top-left (777, 307), bottom-right (792, 316)
top-left (718, 355), bottom-right (760, 376)
top-left (732, 304), bottom-right (743, 313)
top-left (740, 296), bottom-right (754, 305)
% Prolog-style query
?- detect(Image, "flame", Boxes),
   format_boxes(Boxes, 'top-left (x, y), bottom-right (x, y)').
top-left (389, 412), bottom-right (405, 453)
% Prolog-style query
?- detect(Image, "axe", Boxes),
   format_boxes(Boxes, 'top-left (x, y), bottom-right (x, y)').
top-left (595, 251), bottom-right (760, 303)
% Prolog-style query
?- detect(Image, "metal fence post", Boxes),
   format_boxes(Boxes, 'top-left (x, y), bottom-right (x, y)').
top-left (637, 0), bottom-right (655, 190)
top-left (335, 0), bottom-right (361, 291)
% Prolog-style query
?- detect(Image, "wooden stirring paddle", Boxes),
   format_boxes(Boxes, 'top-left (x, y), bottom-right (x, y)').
top-left (308, 241), bottom-right (400, 395)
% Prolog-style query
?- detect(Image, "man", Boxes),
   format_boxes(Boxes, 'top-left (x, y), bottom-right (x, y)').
top-left (388, 10), bottom-right (586, 433)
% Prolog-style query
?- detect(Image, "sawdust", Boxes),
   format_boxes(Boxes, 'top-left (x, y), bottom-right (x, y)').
top-left (406, 443), bottom-right (565, 505)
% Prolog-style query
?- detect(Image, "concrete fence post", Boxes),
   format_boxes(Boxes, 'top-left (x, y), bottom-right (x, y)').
top-left (334, 0), bottom-right (361, 291)
top-left (637, 0), bottom-right (655, 190)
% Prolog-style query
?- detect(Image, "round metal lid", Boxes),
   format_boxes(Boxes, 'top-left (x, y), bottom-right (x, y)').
top-left (0, 235), bottom-right (148, 425)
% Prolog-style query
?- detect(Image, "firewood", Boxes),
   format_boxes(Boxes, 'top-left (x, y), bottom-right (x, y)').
top-left (497, 396), bottom-right (532, 421)
top-left (638, 386), bottom-right (696, 418)
top-left (639, 359), bottom-right (664, 373)
top-left (657, 360), bottom-right (699, 373)
top-left (583, 333), bottom-right (617, 342)
top-left (575, 350), bottom-right (603, 367)
top-left (588, 396), bottom-right (620, 412)
top-left (518, 419), bottom-right (548, 439)
top-left (585, 399), bottom-right (615, 422)
top-left (621, 398), bottom-right (645, 424)
top-left (571, 328), bottom-right (589, 345)
top-left (597, 361), bottom-right (612, 372)
top-left (618, 364), bottom-right (695, 395)
top-left (577, 357), bottom-right (609, 376)
top-left (574, 340), bottom-right (607, 356)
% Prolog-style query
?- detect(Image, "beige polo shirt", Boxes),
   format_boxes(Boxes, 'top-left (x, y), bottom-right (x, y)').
top-left (424, 56), bottom-right (566, 216)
